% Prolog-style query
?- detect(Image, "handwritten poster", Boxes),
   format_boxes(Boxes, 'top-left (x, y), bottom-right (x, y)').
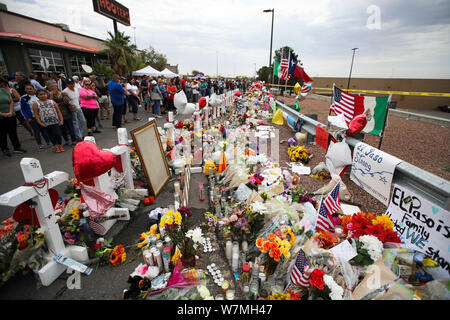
top-left (350, 142), bottom-right (402, 205)
top-left (386, 184), bottom-right (450, 279)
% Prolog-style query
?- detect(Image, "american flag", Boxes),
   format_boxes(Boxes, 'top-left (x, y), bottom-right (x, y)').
top-left (330, 85), bottom-right (364, 125)
top-left (323, 182), bottom-right (341, 215)
top-left (301, 83), bottom-right (312, 94)
top-left (316, 201), bottom-right (335, 232)
top-left (290, 249), bottom-right (311, 288)
top-left (280, 58), bottom-right (290, 81)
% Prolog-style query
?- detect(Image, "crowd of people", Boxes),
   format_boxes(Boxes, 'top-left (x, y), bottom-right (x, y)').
top-left (0, 71), bottom-right (248, 156)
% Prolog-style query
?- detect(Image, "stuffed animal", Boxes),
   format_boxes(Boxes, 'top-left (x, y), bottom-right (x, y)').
top-left (137, 224), bottom-right (160, 249)
top-left (122, 264), bottom-right (159, 300)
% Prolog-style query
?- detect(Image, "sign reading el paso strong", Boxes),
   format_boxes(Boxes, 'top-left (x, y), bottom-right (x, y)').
top-left (93, 0), bottom-right (130, 26)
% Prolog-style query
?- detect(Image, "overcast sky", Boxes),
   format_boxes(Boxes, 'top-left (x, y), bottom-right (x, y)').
top-left (4, 0), bottom-right (450, 78)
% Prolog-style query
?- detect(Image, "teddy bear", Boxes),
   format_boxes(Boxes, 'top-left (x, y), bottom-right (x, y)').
top-left (122, 264), bottom-right (159, 299)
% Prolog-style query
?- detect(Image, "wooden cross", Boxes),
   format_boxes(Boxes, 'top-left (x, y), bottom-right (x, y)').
top-left (0, 158), bottom-right (88, 286)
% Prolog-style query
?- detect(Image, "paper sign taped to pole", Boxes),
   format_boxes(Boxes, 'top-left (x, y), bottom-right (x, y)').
top-left (386, 184), bottom-right (450, 279)
top-left (350, 142), bottom-right (401, 205)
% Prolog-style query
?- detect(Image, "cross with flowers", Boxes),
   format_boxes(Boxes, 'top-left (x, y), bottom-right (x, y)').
top-left (0, 158), bottom-right (89, 286)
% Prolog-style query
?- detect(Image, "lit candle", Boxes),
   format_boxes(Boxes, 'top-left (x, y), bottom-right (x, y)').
top-left (168, 111), bottom-right (174, 122)
top-left (221, 280), bottom-right (229, 295)
top-left (226, 289), bottom-right (235, 300)
top-left (232, 252), bottom-right (239, 272)
top-left (225, 240), bottom-right (232, 262)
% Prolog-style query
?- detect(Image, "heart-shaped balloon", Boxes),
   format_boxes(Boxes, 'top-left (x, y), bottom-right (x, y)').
top-left (72, 141), bottom-right (116, 181)
top-left (198, 97), bottom-right (207, 109)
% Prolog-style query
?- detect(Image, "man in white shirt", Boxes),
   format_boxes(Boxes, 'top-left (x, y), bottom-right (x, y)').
top-left (126, 78), bottom-right (141, 121)
top-left (72, 75), bottom-right (82, 90)
top-left (63, 78), bottom-right (86, 141)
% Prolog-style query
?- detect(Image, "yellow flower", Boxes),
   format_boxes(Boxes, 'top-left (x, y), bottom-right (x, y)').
top-left (174, 211), bottom-right (182, 220)
top-left (159, 219), bottom-right (166, 229)
top-left (166, 210), bottom-right (175, 217)
top-left (372, 214), bottom-right (394, 230)
top-left (70, 208), bottom-right (80, 220)
top-left (166, 217), bottom-right (174, 225)
top-left (174, 218), bottom-right (181, 225)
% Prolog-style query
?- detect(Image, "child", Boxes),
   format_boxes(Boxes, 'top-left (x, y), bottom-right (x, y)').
top-left (20, 83), bottom-right (51, 150)
top-left (32, 89), bottom-right (65, 153)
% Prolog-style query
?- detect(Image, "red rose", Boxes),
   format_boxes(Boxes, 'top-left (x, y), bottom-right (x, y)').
top-left (309, 268), bottom-right (325, 290)
top-left (93, 243), bottom-right (101, 251)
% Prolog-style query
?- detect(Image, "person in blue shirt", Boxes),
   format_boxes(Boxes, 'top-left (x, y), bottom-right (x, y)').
top-left (20, 82), bottom-right (51, 150)
top-left (107, 74), bottom-right (125, 129)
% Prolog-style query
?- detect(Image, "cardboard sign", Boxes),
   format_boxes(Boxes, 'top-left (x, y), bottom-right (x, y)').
top-left (315, 125), bottom-right (330, 151)
top-left (386, 184), bottom-right (450, 279)
top-left (350, 142), bottom-right (401, 205)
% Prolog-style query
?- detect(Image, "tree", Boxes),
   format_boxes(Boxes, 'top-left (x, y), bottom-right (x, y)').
top-left (102, 31), bottom-right (139, 76)
top-left (256, 66), bottom-right (271, 82)
top-left (273, 46), bottom-right (304, 86)
top-left (93, 63), bottom-right (113, 78)
top-left (138, 46), bottom-right (167, 71)
top-left (191, 70), bottom-right (204, 76)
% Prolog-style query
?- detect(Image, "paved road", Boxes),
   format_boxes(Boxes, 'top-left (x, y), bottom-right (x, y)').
top-left (0, 104), bottom-right (213, 299)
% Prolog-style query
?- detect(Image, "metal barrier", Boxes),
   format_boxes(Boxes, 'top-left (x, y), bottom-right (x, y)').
top-left (274, 99), bottom-right (450, 210)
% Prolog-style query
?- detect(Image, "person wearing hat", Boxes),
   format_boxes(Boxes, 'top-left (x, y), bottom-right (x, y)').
top-left (72, 75), bottom-right (82, 90)
top-left (57, 73), bottom-right (67, 91)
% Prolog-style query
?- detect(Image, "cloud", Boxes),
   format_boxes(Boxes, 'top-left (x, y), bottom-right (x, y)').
top-left (3, 0), bottom-right (450, 78)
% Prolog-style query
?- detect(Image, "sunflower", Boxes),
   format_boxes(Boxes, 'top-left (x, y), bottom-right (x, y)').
top-left (110, 245), bottom-right (126, 267)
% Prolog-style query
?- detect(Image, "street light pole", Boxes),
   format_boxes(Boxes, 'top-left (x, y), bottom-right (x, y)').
top-left (347, 47), bottom-right (358, 90)
top-left (132, 27), bottom-right (137, 47)
top-left (264, 8), bottom-right (274, 86)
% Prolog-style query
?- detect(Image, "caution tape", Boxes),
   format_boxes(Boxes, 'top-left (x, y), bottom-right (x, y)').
top-left (267, 83), bottom-right (450, 97)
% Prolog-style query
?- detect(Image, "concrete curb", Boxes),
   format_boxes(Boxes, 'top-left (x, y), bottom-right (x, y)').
top-left (389, 109), bottom-right (450, 128)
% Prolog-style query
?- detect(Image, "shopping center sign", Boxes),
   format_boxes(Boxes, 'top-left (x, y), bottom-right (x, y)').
top-left (92, 0), bottom-right (130, 26)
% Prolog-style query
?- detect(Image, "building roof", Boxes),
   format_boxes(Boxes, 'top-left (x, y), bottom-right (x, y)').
top-left (0, 32), bottom-right (102, 53)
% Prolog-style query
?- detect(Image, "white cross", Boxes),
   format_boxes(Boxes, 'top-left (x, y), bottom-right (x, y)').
top-left (83, 128), bottom-right (133, 235)
top-left (0, 158), bottom-right (89, 286)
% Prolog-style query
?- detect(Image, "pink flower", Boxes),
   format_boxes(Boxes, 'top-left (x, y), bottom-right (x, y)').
top-left (230, 214), bottom-right (238, 222)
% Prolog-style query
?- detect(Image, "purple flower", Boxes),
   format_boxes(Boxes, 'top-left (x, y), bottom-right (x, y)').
top-left (235, 217), bottom-right (248, 229)
top-left (288, 138), bottom-right (297, 147)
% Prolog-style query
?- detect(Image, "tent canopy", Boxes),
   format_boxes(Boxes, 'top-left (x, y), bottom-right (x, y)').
top-left (132, 65), bottom-right (162, 77)
top-left (160, 68), bottom-right (179, 78)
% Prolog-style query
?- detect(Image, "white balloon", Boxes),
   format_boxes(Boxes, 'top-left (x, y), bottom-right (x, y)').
top-left (180, 103), bottom-right (196, 115)
top-left (174, 90), bottom-right (188, 112)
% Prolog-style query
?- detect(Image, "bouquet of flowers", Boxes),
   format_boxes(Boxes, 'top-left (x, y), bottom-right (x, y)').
top-left (341, 212), bottom-right (402, 243)
top-left (200, 212), bottom-right (219, 233)
top-left (256, 230), bottom-right (295, 277)
top-left (288, 146), bottom-right (312, 164)
top-left (351, 234), bottom-right (383, 266)
top-left (58, 207), bottom-right (93, 245)
top-left (0, 218), bottom-right (46, 286)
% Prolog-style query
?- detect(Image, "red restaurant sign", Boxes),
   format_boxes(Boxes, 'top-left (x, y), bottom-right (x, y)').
top-left (92, 0), bottom-right (130, 26)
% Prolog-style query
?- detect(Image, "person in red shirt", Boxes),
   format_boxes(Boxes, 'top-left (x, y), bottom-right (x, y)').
top-left (181, 76), bottom-right (186, 92)
top-left (166, 80), bottom-right (177, 111)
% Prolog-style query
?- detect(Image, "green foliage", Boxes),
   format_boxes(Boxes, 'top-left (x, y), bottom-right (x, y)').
top-left (93, 63), bottom-right (114, 78)
top-left (138, 46), bottom-right (167, 71)
top-left (102, 31), bottom-right (143, 77)
top-left (191, 70), bottom-right (204, 76)
top-left (256, 66), bottom-right (271, 82)
top-left (351, 238), bottom-right (374, 266)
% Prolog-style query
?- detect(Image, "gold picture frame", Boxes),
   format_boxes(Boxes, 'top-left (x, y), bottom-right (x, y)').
top-left (130, 120), bottom-right (170, 197)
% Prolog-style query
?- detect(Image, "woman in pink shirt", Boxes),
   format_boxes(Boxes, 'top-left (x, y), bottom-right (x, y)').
top-left (79, 77), bottom-right (101, 136)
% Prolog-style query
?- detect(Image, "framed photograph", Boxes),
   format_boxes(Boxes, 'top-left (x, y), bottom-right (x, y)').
top-left (130, 120), bottom-right (170, 197)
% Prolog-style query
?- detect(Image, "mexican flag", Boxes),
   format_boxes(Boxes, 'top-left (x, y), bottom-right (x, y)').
top-left (362, 95), bottom-right (391, 136)
top-left (273, 59), bottom-right (280, 77)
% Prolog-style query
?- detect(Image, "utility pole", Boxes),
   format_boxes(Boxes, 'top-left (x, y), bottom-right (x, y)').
top-left (263, 8), bottom-right (274, 86)
top-left (132, 26), bottom-right (137, 47)
top-left (347, 47), bottom-right (358, 90)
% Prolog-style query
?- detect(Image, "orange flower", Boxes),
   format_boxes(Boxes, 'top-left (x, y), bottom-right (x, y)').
top-left (110, 245), bottom-right (126, 267)
top-left (268, 233), bottom-right (277, 241)
top-left (270, 241), bottom-right (279, 250)
top-left (256, 238), bottom-right (265, 248)
top-left (269, 247), bottom-right (281, 262)
top-left (262, 241), bottom-right (271, 253)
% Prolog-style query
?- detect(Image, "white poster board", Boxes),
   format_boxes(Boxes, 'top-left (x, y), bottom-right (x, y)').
top-left (350, 142), bottom-right (401, 205)
top-left (386, 184), bottom-right (450, 279)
